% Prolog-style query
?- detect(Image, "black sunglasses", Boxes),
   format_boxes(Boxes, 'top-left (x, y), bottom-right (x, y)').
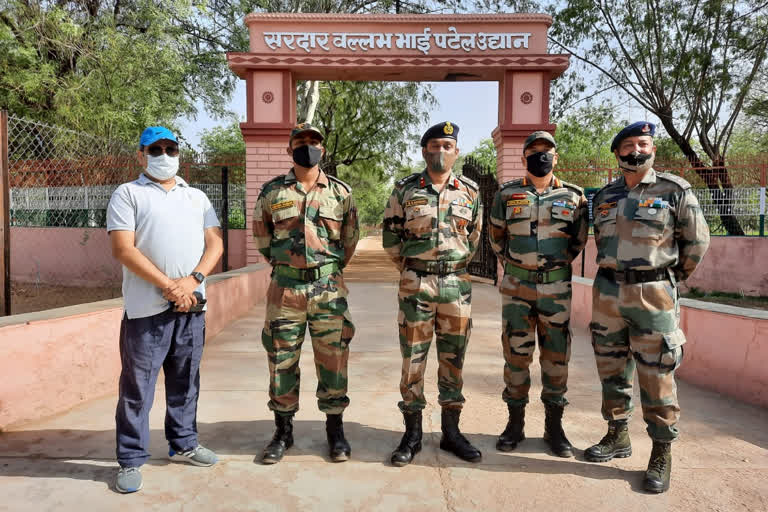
top-left (146, 145), bottom-right (179, 157)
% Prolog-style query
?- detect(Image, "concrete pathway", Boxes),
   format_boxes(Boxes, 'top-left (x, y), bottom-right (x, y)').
top-left (1, 238), bottom-right (767, 511)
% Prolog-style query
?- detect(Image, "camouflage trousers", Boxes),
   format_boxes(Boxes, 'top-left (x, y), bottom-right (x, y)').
top-left (261, 271), bottom-right (355, 416)
top-left (500, 274), bottom-right (572, 407)
top-left (397, 269), bottom-right (472, 412)
top-left (590, 272), bottom-right (685, 442)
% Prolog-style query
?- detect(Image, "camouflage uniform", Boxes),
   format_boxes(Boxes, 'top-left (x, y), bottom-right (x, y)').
top-left (489, 175), bottom-right (588, 407)
top-left (382, 170), bottom-right (482, 412)
top-left (590, 169), bottom-right (709, 441)
top-left (253, 169), bottom-right (359, 415)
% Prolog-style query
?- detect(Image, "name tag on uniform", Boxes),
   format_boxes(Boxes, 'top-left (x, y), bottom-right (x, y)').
top-left (271, 200), bottom-right (295, 211)
top-left (507, 199), bottom-right (530, 206)
top-left (405, 198), bottom-right (429, 207)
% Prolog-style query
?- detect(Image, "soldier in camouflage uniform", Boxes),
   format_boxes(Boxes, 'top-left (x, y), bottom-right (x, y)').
top-left (382, 121), bottom-right (483, 466)
top-left (585, 122), bottom-right (710, 493)
top-left (488, 130), bottom-right (588, 458)
top-left (252, 123), bottom-right (359, 464)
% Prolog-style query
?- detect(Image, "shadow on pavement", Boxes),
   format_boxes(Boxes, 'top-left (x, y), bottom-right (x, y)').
top-left (0, 420), bottom-right (648, 493)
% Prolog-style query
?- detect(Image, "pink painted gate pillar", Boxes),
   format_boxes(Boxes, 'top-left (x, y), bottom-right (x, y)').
top-left (492, 70), bottom-right (558, 183)
top-left (240, 70), bottom-right (296, 264)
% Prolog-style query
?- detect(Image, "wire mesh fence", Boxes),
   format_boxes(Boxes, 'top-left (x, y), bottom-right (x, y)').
top-left (4, 113), bottom-right (246, 315)
top-left (556, 157), bottom-right (768, 236)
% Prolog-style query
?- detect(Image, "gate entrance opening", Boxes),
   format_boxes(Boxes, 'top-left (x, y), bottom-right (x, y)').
top-left (227, 13), bottom-right (570, 265)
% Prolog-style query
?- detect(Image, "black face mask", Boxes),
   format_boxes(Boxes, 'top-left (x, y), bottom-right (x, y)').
top-left (292, 144), bottom-right (323, 168)
top-left (617, 151), bottom-right (654, 173)
top-left (526, 151), bottom-right (554, 178)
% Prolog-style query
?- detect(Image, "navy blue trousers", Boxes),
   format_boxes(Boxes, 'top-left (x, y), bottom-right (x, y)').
top-left (115, 309), bottom-right (205, 468)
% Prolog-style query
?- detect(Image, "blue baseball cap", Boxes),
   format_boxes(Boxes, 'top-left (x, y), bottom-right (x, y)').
top-left (139, 126), bottom-right (177, 148)
top-left (611, 121), bottom-right (656, 152)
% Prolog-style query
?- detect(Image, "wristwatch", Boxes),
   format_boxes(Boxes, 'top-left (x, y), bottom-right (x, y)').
top-left (190, 271), bottom-right (205, 284)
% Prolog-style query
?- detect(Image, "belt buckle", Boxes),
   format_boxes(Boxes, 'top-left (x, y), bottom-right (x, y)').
top-left (614, 270), bottom-right (625, 283)
top-left (437, 261), bottom-right (448, 274)
top-left (304, 267), bottom-right (319, 281)
top-left (535, 271), bottom-right (545, 284)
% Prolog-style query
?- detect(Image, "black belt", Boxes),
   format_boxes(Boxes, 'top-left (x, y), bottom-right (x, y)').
top-left (597, 267), bottom-right (670, 285)
top-left (404, 258), bottom-right (467, 275)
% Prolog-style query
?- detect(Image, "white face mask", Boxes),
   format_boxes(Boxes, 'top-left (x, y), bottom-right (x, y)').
top-left (145, 154), bottom-right (179, 180)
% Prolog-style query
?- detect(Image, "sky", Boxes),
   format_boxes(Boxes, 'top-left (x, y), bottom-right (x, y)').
top-left (178, 81), bottom-right (501, 162)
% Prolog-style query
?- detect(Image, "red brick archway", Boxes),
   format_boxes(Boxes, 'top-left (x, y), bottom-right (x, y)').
top-left (227, 13), bottom-right (570, 265)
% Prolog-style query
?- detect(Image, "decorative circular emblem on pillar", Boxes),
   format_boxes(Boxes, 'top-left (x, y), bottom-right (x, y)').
top-left (520, 92), bottom-right (534, 104)
top-left (262, 91), bottom-right (274, 104)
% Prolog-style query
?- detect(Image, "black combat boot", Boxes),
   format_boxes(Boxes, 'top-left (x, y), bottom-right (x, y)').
top-left (643, 441), bottom-right (672, 493)
top-left (496, 403), bottom-right (525, 452)
top-left (326, 414), bottom-right (351, 462)
top-left (439, 408), bottom-right (482, 462)
top-left (543, 403), bottom-right (574, 458)
top-left (391, 410), bottom-right (423, 467)
top-left (584, 420), bottom-right (632, 462)
top-left (262, 412), bottom-right (294, 464)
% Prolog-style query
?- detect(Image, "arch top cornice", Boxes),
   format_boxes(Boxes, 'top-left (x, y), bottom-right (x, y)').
top-left (244, 13), bottom-right (554, 25)
top-left (227, 52), bottom-right (570, 82)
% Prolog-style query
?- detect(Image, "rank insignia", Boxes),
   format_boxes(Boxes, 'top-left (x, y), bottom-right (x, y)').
top-left (419, 177), bottom-right (426, 187)
top-left (507, 199), bottom-right (530, 206)
top-left (405, 198), bottom-right (429, 208)
top-left (600, 210), bottom-right (610, 217)
top-left (271, 200), bottom-right (294, 211)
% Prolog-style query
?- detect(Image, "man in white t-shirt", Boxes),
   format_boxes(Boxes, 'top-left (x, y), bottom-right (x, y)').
top-left (106, 126), bottom-right (223, 493)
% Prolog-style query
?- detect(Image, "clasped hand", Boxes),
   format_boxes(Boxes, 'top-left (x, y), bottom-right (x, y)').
top-left (162, 276), bottom-right (199, 313)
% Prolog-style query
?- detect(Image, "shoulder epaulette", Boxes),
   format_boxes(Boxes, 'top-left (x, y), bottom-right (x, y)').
top-left (657, 172), bottom-right (692, 190)
top-left (328, 174), bottom-right (352, 193)
top-left (500, 178), bottom-right (524, 189)
top-left (258, 174), bottom-right (285, 197)
top-left (457, 174), bottom-right (478, 191)
top-left (561, 180), bottom-right (585, 195)
top-left (395, 173), bottom-right (420, 188)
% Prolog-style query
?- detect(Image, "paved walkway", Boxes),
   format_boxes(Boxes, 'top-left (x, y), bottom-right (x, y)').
top-left (1, 238), bottom-right (767, 511)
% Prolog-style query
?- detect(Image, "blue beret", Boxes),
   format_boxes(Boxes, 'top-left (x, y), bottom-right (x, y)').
top-left (610, 121), bottom-right (656, 151)
top-left (139, 126), bottom-right (177, 148)
top-left (420, 121), bottom-right (459, 147)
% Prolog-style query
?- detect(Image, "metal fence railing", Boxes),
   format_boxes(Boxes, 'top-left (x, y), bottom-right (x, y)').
top-left (557, 157), bottom-right (768, 236)
top-left (3, 113), bottom-right (246, 315)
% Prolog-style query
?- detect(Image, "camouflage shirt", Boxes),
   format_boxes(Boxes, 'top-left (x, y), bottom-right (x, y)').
top-left (382, 170), bottom-right (483, 266)
top-left (489, 175), bottom-right (588, 271)
top-left (592, 169), bottom-right (710, 281)
top-left (252, 169), bottom-right (359, 268)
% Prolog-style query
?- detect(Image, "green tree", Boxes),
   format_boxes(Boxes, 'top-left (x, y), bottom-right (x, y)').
top-left (462, 138), bottom-right (497, 174)
top-left (199, 121), bottom-right (246, 161)
top-left (313, 81), bottom-right (436, 177)
top-left (0, 0), bottom-right (232, 143)
top-left (546, 0), bottom-right (768, 235)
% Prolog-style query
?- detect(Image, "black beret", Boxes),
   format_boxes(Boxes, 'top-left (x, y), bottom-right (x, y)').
top-left (611, 121), bottom-right (656, 151)
top-left (420, 121), bottom-right (459, 147)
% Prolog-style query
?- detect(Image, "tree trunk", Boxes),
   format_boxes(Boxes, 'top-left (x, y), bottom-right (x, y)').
top-left (656, 114), bottom-right (744, 236)
top-left (297, 80), bottom-right (320, 124)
